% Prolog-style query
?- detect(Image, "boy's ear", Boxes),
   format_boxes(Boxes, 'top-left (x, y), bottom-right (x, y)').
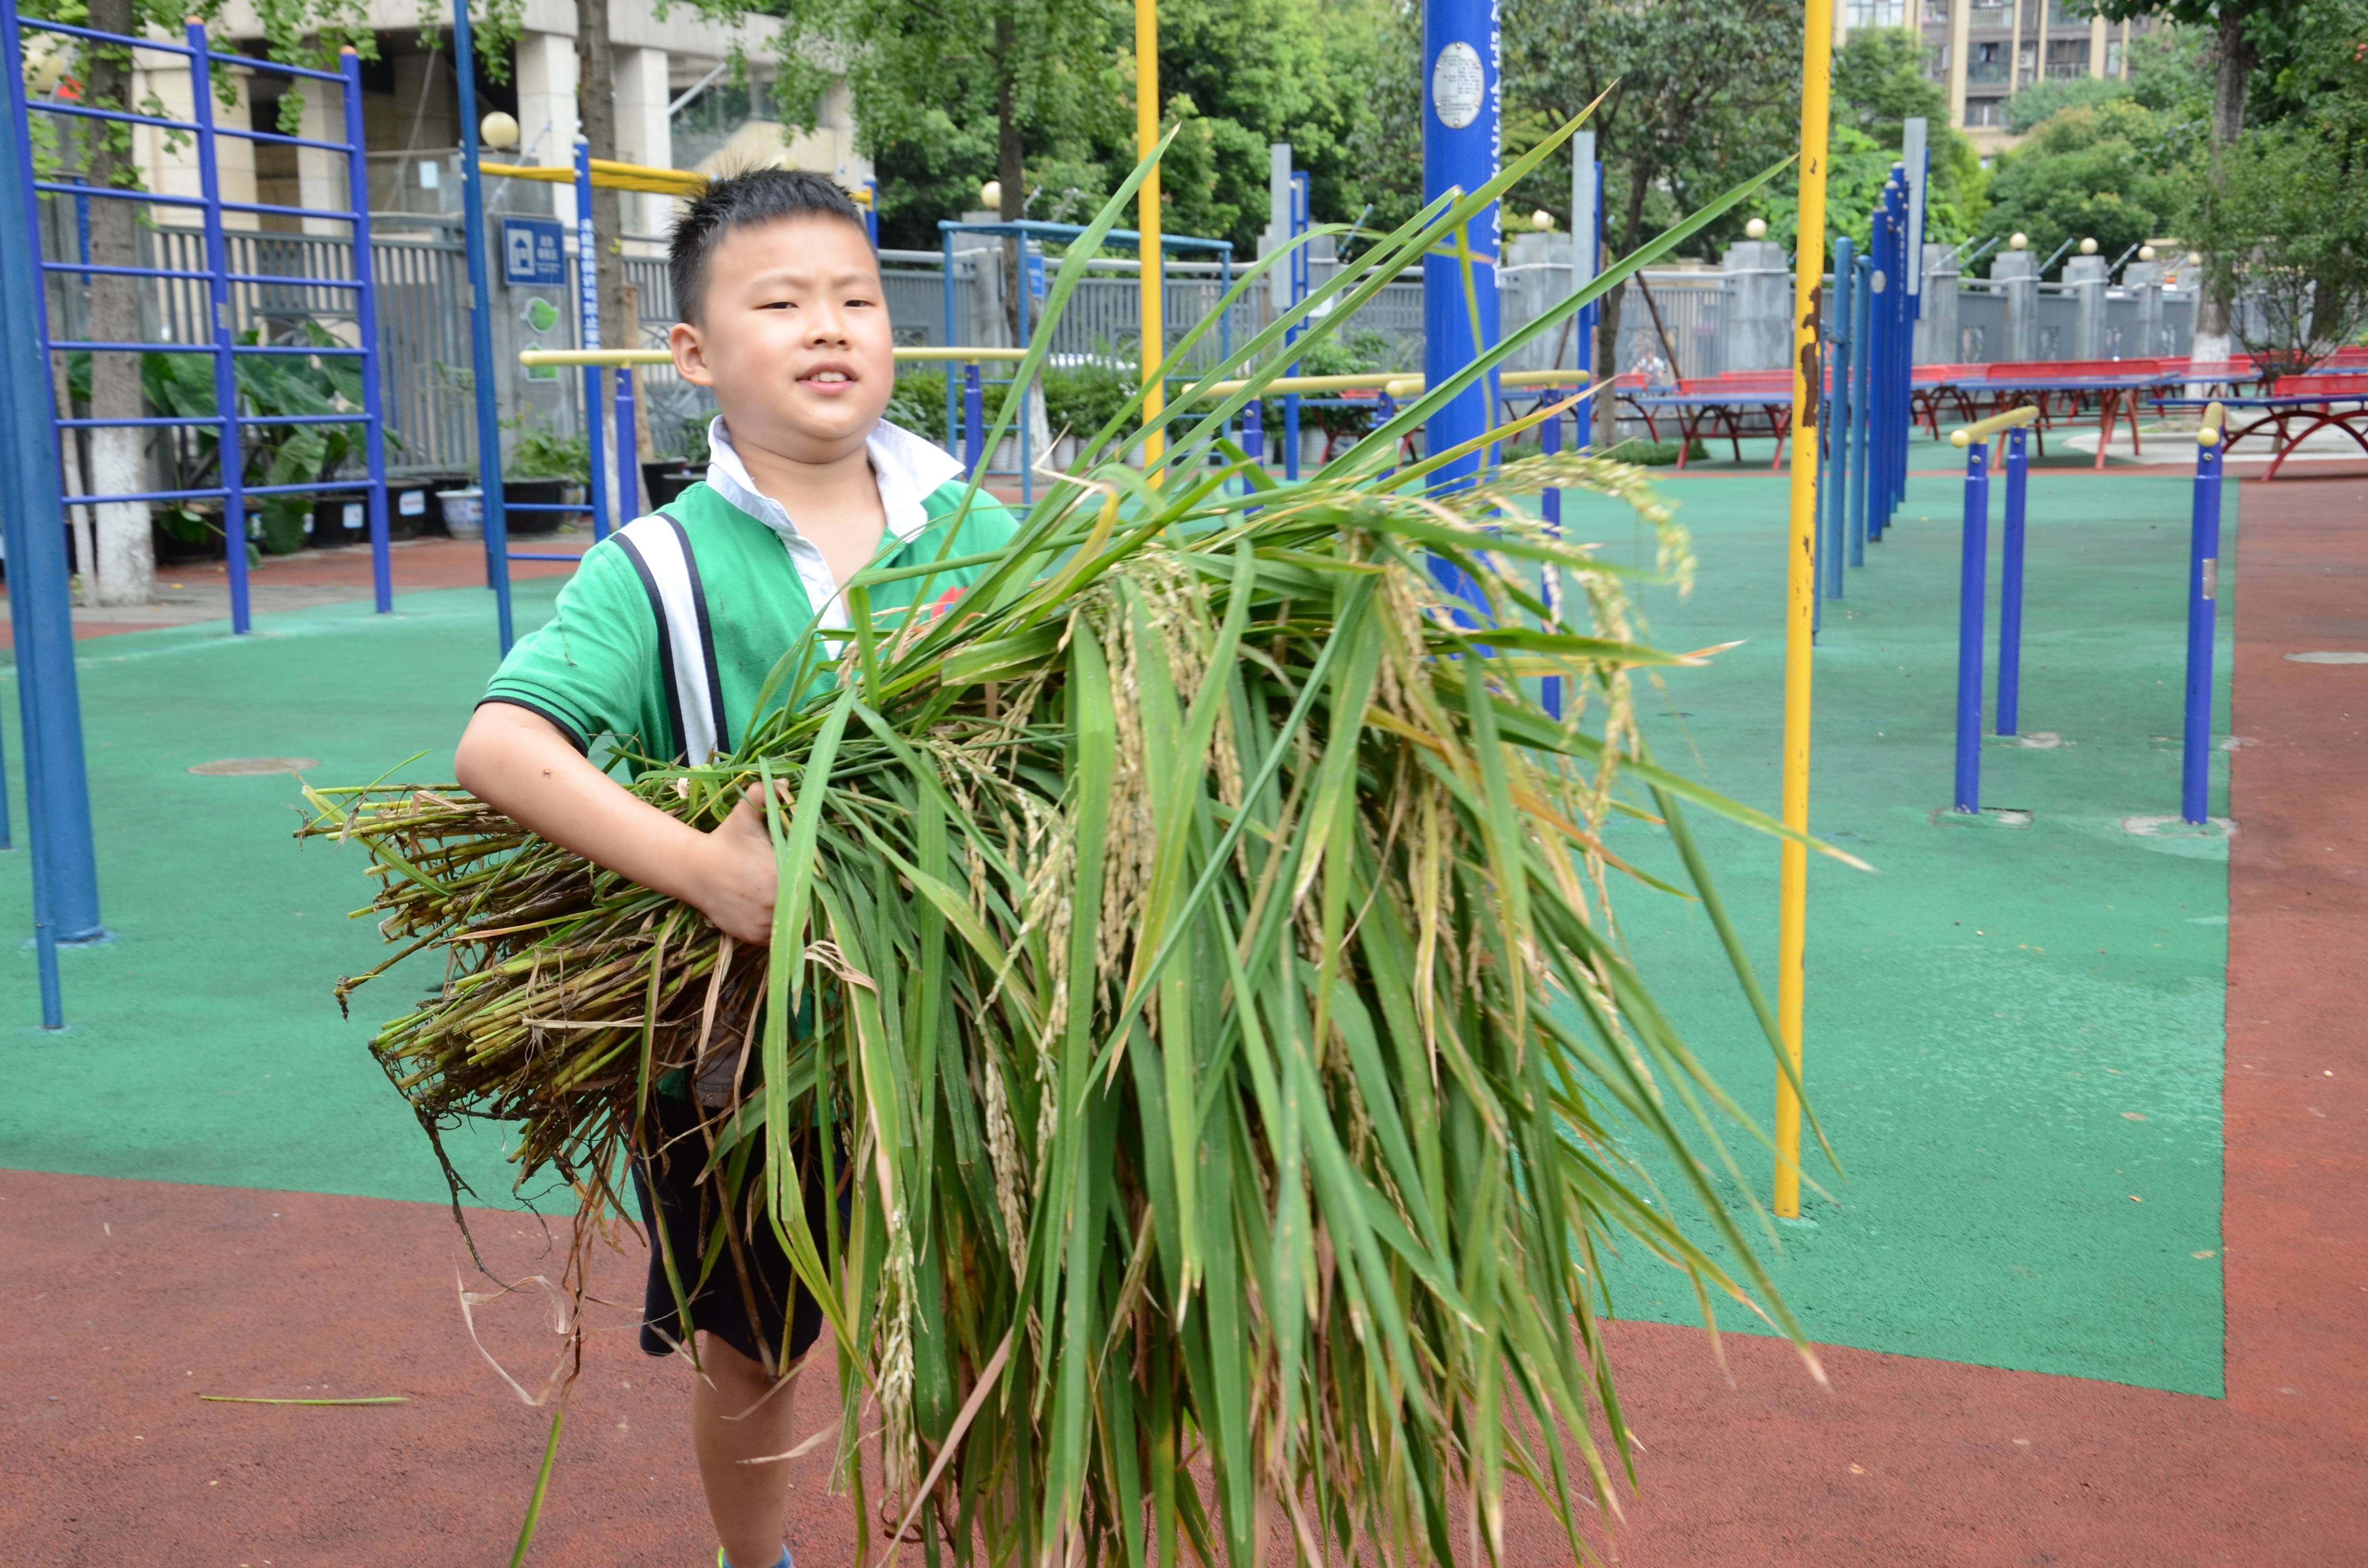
top-left (670, 321), bottom-right (714, 389)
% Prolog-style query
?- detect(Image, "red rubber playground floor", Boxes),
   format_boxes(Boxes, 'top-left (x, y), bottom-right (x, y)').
top-left (2, 473), bottom-right (2363, 1564)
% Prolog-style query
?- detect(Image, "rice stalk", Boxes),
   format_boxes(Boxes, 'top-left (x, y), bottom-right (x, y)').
top-left (304, 120), bottom-right (1844, 1567)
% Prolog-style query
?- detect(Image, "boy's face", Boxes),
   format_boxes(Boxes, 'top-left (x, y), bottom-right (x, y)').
top-left (669, 214), bottom-right (895, 464)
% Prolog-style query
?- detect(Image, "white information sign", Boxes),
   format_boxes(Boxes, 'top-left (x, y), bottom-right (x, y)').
top-left (1432, 42), bottom-right (1485, 130)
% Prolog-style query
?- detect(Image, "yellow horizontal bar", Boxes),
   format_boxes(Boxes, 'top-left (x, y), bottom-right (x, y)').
top-left (481, 158), bottom-right (871, 204)
top-left (1194, 368), bottom-right (1606, 400)
top-left (1949, 404), bottom-right (2041, 446)
top-left (2198, 399), bottom-right (2226, 446)
top-left (518, 345), bottom-right (1031, 368)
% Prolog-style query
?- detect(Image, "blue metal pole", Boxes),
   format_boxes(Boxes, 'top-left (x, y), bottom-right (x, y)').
top-left (1827, 237), bottom-right (1854, 589)
top-left (1283, 169), bottom-right (1307, 482)
top-left (571, 142), bottom-right (610, 541)
top-left (0, 11), bottom-right (103, 993)
top-left (963, 360), bottom-right (984, 477)
top-left (1953, 436), bottom-right (1990, 814)
top-left (2182, 427), bottom-right (2225, 824)
top-left (453, 0), bottom-right (513, 649)
top-left (1541, 391), bottom-right (1563, 720)
top-left (1420, 0), bottom-right (1500, 613)
top-left (186, 20), bottom-right (251, 634)
top-left (339, 48), bottom-right (393, 615)
top-left (1997, 424), bottom-right (2030, 735)
top-left (1242, 392), bottom-right (1262, 469)
top-left (1849, 254), bottom-right (1871, 563)
top-left (1891, 176), bottom-right (1911, 517)
top-left (864, 179), bottom-right (878, 247)
top-left (1377, 391), bottom-right (1397, 480)
top-left (614, 355), bottom-right (638, 531)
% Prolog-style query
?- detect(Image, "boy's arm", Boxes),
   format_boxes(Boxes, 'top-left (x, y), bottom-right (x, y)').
top-left (454, 702), bottom-right (779, 945)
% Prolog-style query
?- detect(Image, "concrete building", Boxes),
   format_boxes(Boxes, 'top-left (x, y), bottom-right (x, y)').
top-left (1832, 0), bottom-right (2151, 152)
top-left (120, 0), bottom-right (869, 245)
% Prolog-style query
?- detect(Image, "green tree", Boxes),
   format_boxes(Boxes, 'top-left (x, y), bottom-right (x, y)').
top-left (2076, 0), bottom-right (2309, 343)
top-left (2191, 122), bottom-right (2368, 375)
top-left (1500, 0), bottom-right (1800, 436)
top-left (2004, 74), bottom-right (2131, 135)
top-left (1760, 29), bottom-right (1986, 253)
top-left (1983, 98), bottom-right (2184, 267)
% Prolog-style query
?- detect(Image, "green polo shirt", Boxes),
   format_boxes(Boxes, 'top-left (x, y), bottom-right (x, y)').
top-left (482, 421), bottom-right (1018, 769)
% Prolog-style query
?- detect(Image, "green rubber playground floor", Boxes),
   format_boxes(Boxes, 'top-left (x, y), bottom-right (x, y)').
top-left (0, 463), bottom-right (2233, 1398)
top-left (1580, 466), bottom-right (2232, 1397)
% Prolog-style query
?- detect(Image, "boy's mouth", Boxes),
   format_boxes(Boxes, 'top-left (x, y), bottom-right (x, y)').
top-left (798, 362), bottom-right (859, 392)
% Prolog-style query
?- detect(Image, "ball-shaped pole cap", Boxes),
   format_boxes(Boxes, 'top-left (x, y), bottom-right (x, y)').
top-left (2009, 232), bottom-right (2029, 250)
top-left (1950, 429), bottom-right (1972, 448)
top-left (2186, 252), bottom-right (2202, 266)
top-left (480, 112), bottom-right (520, 151)
top-left (2079, 236), bottom-right (2098, 255)
top-left (2138, 245), bottom-right (2157, 262)
top-left (1745, 217), bottom-right (1768, 240)
top-left (980, 179), bottom-right (1002, 210)
top-left (1530, 208), bottom-right (1555, 232)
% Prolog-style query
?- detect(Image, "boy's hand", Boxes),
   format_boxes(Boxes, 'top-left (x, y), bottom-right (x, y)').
top-left (690, 788), bottom-right (787, 946)
top-left (457, 705), bottom-right (790, 947)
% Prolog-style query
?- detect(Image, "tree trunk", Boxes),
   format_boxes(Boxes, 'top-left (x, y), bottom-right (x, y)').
top-left (1592, 159), bottom-right (1653, 448)
top-left (994, 8), bottom-right (1026, 344)
top-left (2197, 12), bottom-right (2257, 344)
top-left (81, 0), bottom-right (154, 606)
top-left (578, 0), bottom-right (636, 515)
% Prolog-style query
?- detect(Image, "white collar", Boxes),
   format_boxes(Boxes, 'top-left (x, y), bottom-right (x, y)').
top-left (701, 416), bottom-right (963, 549)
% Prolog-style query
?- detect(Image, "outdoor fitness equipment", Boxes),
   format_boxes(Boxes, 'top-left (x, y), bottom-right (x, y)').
top-left (1946, 405), bottom-right (2038, 815)
top-left (1949, 400), bottom-right (2229, 824)
top-left (937, 216), bottom-right (1233, 510)
top-left (0, 6), bottom-right (395, 635)
top-left (0, 65), bottom-right (86, 1025)
top-left (2182, 401), bottom-right (2227, 826)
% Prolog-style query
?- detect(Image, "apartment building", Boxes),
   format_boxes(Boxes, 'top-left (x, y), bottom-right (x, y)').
top-left (1835, 0), bottom-right (2148, 148)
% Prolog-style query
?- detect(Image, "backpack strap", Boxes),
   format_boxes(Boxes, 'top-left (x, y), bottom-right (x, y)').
top-left (610, 514), bottom-right (730, 766)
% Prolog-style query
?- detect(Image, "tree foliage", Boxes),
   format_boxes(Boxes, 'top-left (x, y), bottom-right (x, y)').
top-left (2191, 122), bottom-right (2368, 373)
top-left (1984, 98), bottom-right (2184, 266)
top-left (1755, 31), bottom-right (1986, 256)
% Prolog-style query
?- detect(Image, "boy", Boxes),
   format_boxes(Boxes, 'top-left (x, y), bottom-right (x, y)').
top-left (454, 169), bottom-right (1018, 1568)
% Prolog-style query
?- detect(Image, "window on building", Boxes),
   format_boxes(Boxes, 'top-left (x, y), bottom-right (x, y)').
top-left (1969, 39), bottom-right (2010, 82)
top-left (1924, 0), bottom-right (1950, 24)
top-left (1928, 42), bottom-right (1950, 80)
top-left (2048, 0), bottom-right (2083, 23)
top-left (2018, 41), bottom-right (2037, 84)
top-left (2046, 37), bottom-right (2090, 78)
top-left (1965, 97), bottom-right (2004, 127)
top-left (1849, 0), bottom-right (1908, 25)
top-left (2106, 39), bottom-right (2124, 75)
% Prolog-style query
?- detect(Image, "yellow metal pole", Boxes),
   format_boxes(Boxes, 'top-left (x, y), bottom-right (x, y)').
top-left (1135, 0), bottom-right (1164, 470)
top-left (1776, 0), bottom-right (1836, 1219)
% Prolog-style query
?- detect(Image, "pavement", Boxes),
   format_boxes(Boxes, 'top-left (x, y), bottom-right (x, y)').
top-left (2, 471), bottom-right (2363, 1565)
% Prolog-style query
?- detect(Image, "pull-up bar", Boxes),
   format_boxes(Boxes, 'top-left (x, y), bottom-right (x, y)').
top-left (518, 346), bottom-right (1028, 368)
top-left (481, 156), bottom-right (874, 204)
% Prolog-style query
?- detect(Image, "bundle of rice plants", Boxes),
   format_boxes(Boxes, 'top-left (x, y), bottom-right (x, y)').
top-left (304, 120), bottom-right (1836, 1566)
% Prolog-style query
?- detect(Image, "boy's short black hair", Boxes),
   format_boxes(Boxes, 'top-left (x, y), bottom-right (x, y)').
top-left (669, 167), bottom-right (872, 325)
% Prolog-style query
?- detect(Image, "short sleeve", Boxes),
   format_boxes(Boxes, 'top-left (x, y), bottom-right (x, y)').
top-left (480, 540), bottom-right (661, 756)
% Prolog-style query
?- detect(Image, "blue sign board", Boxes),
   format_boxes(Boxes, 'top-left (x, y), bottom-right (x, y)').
top-left (503, 216), bottom-right (566, 287)
top-left (1026, 250), bottom-right (1047, 303)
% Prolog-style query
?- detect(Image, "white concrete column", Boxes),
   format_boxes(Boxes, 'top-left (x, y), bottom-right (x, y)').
top-left (516, 29), bottom-right (580, 225)
top-left (2088, 14), bottom-right (2107, 77)
top-left (295, 79), bottom-right (345, 237)
top-left (614, 47), bottom-right (672, 236)
top-left (1948, 0), bottom-right (1971, 131)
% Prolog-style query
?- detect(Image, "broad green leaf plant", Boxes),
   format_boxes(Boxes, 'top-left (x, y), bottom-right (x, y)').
top-left (306, 115), bottom-right (1840, 1567)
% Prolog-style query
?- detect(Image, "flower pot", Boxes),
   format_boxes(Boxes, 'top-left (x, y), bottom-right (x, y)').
top-left (503, 479), bottom-right (580, 536)
top-left (435, 488), bottom-right (484, 541)
top-left (643, 462), bottom-right (704, 509)
top-left (1052, 435), bottom-right (1080, 470)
